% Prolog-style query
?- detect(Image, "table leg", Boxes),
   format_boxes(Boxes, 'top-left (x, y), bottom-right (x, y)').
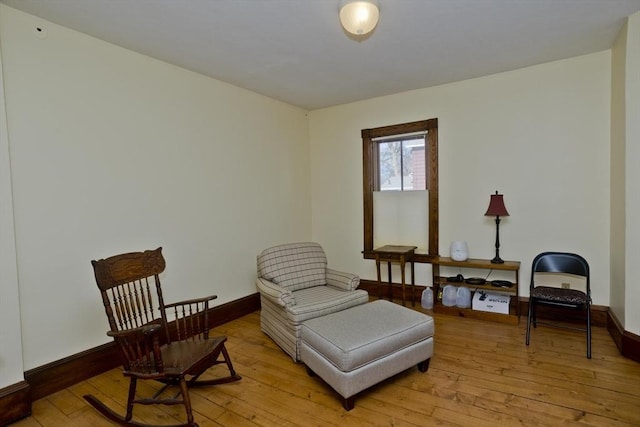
top-left (387, 262), bottom-right (392, 300)
top-left (515, 269), bottom-right (520, 318)
top-left (375, 255), bottom-right (382, 300)
top-left (410, 259), bottom-right (415, 306)
top-left (400, 255), bottom-right (406, 306)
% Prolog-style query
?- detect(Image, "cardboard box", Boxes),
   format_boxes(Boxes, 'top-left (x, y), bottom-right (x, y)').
top-left (472, 291), bottom-right (510, 314)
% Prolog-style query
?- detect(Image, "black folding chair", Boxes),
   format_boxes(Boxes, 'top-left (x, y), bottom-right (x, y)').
top-left (525, 252), bottom-right (591, 358)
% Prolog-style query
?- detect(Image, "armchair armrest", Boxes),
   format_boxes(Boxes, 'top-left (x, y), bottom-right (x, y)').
top-left (326, 268), bottom-right (360, 291)
top-left (256, 277), bottom-right (296, 307)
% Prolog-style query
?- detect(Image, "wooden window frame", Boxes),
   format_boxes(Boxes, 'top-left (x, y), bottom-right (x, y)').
top-left (362, 119), bottom-right (439, 262)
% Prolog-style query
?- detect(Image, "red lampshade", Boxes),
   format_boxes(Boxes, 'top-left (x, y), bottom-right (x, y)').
top-left (485, 191), bottom-right (509, 217)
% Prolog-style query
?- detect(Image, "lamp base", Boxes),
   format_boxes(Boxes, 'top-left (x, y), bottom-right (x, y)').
top-left (490, 256), bottom-right (504, 264)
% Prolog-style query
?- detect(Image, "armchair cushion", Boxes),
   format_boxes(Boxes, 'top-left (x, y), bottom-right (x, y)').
top-left (286, 285), bottom-right (369, 324)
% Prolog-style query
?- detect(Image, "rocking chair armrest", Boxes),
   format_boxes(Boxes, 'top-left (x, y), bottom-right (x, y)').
top-left (163, 294), bottom-right (218, 309)
top-left (107, 324), bottom-right (165, 377)
top-left (106, 324), bottom-right (162, 338)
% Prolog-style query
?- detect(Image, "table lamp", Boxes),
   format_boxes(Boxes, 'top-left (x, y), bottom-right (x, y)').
top-left (484, 191), bottom-right (509, 264)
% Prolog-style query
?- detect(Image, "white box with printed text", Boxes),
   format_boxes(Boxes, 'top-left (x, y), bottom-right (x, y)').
top-left (472, 291), bottom-right (510, 314)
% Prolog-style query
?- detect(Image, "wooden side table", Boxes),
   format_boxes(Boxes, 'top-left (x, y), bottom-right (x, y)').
top-left (372, 245), bottom-right (417, 306)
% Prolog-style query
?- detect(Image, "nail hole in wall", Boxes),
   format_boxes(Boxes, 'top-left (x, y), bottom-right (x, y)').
top-left (34, 25), bottom-right (47, 39)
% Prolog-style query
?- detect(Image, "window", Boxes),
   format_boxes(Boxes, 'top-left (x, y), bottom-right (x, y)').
top-left (377, 134), bottom-right (426, 191)
top-left (362, 119), bottom-right (439, 260)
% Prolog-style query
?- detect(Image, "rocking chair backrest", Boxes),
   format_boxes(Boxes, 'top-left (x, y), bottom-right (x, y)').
top-left (91, 247), bottom-right (171, 344)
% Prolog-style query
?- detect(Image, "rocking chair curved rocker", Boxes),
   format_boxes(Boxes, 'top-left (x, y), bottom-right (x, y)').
top-left (85, 247), bottom-right (241, 427)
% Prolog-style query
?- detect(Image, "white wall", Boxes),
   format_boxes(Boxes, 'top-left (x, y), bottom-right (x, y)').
top-left (610, 20), bottom-right (627, 327)
top-left (309, 52), bottom-right (611, 302)
top-left (0, 5), bottom-right (311, 371)
top-left (624, 12), bottom-right (640, 335)
top-left (0, 32), bottom-right (25, 388)
top-left (610, 12), bottom-right (640, 336)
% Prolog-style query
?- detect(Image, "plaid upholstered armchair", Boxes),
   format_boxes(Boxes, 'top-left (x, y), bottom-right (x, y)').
top-left (256, 242), bottom-right (369, 361)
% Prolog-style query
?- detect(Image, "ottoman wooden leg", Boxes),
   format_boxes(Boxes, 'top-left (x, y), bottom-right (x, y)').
top-left (342, 396), bottom-right (355, 411)
top-left (418, 358), bottom-right (431, 373)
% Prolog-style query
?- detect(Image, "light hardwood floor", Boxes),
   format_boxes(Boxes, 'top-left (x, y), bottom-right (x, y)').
top-left (12, 304), bottom-right (640, 427)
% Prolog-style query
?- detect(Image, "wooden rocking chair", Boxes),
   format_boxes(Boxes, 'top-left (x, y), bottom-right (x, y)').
top-left (85, 247), bottom-right (241, 427)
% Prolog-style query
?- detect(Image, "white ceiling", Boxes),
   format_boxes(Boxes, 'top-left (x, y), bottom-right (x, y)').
top-left (2, 0), bottom-right (639, 110)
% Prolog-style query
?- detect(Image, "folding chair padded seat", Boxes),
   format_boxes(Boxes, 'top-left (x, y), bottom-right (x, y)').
top-left (530, 286), bottom-right (588, 305)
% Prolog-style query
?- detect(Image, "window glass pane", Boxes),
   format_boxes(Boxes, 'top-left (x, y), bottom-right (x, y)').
top-left (406, 137), bottom-right (425, 190)
top-left (379, 141), bottom-right (401, 190)
top-left (379, 136), bottom-right (425, 191)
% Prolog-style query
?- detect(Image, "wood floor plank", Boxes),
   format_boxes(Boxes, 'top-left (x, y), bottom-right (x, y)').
top-left (20, 399), bottom-right (89, 427)
top-left (43, 388), bottom-right (85, 417)
top-left (13, 306), bottom-right (640, 427)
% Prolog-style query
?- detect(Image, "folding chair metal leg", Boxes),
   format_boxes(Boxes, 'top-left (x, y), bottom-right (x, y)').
top-left (526, 299), bottom-right (534, 346)
top-left (586, 304), bottom-right (592, 359)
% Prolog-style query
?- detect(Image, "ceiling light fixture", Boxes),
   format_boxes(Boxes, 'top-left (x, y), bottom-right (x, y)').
top-left (339, 0), bottom-right (379, 37)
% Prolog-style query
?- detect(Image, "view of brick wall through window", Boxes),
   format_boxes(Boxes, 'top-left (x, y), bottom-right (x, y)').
top-left (411, 146), bottom-right (425, 190)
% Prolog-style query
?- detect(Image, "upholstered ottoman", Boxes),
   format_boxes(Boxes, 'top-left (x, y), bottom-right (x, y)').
top-left (300, 300), bottom-right (434, 410)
